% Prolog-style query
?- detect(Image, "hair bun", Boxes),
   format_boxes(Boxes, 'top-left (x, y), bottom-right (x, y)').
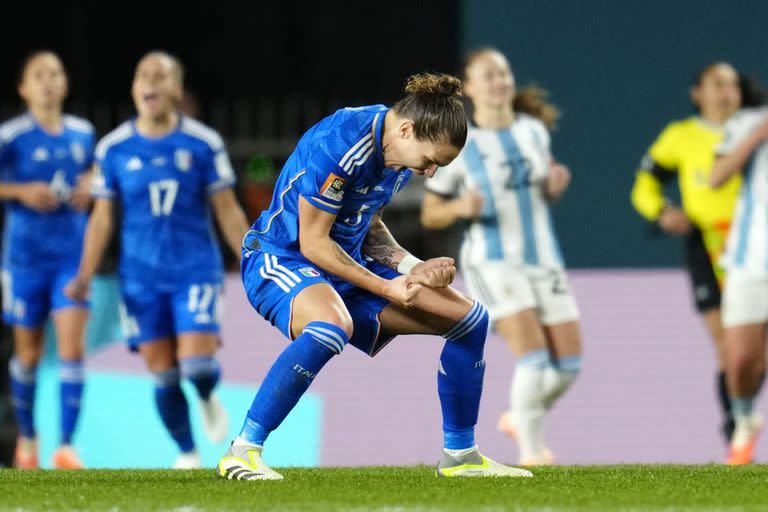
top-left (404, 73), bottom-right (463, 97)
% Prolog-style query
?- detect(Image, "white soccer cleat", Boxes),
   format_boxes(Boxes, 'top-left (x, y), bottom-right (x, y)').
top-left (199, 392), bottom-right (229, 444)
top-left (436, 448), bottom-right (533, 478)
top-left (174, 450), bottom-right (202, 469)
top-left (216, 441), bottom-right (284, 481)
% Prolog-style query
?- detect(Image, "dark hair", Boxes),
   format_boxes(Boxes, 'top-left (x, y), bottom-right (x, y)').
top-left (690, 61), bottom-right (765, 110)
top-left (740, 74), bottom-right (765, 108)
top-left (17, 50), bottom-right (63, 85)
top-left (463, 47), bottom-right (560, 129)
top-left (140, 50), bottom-right (185, 84)
top-left (392, 73), bottom-right (467, 148)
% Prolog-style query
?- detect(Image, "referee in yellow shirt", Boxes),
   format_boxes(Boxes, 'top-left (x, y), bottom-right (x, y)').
top-left (631, 62), bottom-right (764, 445)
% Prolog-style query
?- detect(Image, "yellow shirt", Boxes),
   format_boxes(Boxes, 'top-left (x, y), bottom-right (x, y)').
top-left (630, 117), bottom-right (742, 277)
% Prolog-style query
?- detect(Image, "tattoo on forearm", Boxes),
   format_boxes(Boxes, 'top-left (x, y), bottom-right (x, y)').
top-left (363, 220), bottom-right (404, 270)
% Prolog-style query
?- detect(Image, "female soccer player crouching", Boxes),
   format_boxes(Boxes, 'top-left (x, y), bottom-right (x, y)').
top-left (710, 105), bottom-right (768, 464)
top-left (66, 52), bottom-right (250, 468)
top-left (421, 48), bottom-right (580, 466)
top-left (217, 74), bottom-right (532, 480)
top-left (0, 51), bottom-right (95, 469)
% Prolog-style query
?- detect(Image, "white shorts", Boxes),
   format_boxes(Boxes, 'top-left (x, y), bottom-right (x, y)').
top-left (462, 263), bottom-right (580, 326)
top-left (722, 267), bottom-right (768, 327)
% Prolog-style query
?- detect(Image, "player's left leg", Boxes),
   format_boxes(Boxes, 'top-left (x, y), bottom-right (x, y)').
top-left (50, 306), bottom-right (88, 469)
top-left (177, 332), bottom-right (228, 444)
top-left (376, 285), bottom-right (531, 477)
top-left (49, 267), bottom-right (89, 468)
top-left (173, 280), bottom-right (228, 444)
top-left (721, 269), bottom-right (768, 464)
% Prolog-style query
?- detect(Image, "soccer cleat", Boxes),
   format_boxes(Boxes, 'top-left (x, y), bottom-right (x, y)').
top-left (13, 437), bottom-right (38, 470)
top-left (216, 441), bottom-right (284, 480)
top-left (497, 411), bottom-right (555, 466)
top-left (436, 448), bottom-right (533, 478)
top-left (199, 393), bottom-right (229, 444)
top-left (174, 450), bottom-right (202, 469)
top-left (51, 445), bottom-right (84, 469)
top-left (727, 412), bottom-right (763, 465)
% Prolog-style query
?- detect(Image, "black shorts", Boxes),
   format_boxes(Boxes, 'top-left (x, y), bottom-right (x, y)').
top-left (684, 228), bottom-right (721, 312)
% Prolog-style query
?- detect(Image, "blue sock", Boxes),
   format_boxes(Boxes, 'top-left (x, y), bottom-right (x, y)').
top-left (154, 368), bottom-right (195, 453)
top-left (438, 302), bottom-right (489, 450)
top-left (239, 321), bottom-right (348, 446)
top-left (731, 395), bottom-right (755, 418)
top-left (180, 355), bottom-right (221, 401)
top-left (59, 359), bottom-right (85, 445)
top-left (9, 357), bottom-right (37, 439)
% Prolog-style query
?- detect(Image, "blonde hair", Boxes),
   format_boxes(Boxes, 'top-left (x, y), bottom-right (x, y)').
top-left (463, 47), bottom-right (560, 129)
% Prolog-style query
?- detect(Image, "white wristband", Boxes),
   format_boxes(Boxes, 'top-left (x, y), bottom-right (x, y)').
top-left (397, 254), bottom-right (422, 275)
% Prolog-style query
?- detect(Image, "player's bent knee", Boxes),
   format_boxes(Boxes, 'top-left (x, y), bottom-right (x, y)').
top-left (444, 301), bottom-right (489, 344)
top-left (301, 321), bottom-right (351, 355)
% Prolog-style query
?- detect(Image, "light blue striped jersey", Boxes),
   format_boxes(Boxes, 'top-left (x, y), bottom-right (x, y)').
top-left (718, 106), bottom-right (768, 271)
top-left (250, 105), bottom-right (412, 263)
top-left (425, 114), bottom-right (563, 268)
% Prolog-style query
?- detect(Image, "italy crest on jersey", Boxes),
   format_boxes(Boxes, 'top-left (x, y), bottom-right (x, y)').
top-left (175, 149), bottom-right (192, 172)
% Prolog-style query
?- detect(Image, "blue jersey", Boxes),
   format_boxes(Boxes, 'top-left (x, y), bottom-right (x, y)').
top-left (251, 105), bottom-right (412, 263)
top-left (0, 113), bottom-right (95, 270)
top-left (92, 117), bottom-right (236, 287)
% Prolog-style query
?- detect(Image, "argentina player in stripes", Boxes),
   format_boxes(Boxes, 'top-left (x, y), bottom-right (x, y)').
top-left (422, 48), bottom-right (581, 466)
top-left (710, 105), bottom-right (768, 464)
top-left (65, 52), bottom-right (250, 468)
top-left (218, 73), bottom-right (532, 480)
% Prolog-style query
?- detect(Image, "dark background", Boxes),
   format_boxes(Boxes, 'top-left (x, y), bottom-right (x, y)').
top-left (1, 0), bottom-right (767, 270)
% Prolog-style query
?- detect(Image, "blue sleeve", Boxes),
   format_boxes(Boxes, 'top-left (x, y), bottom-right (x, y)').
top-left (204, 144), bottom-right (236, 195)
top-left (91, 148), bottom-right (117, 199)
top-left (295, 144), bottom-right (350, 214)
top-left (83, 132), bottom-right (96, 169)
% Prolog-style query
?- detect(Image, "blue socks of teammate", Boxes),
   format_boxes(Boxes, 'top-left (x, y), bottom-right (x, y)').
top-left (439, 301), bottom-right (489, 451)
top-left (153, 368), bottom-right (195, 453)
top-left (59, 359), bottom-right (84, 445)
top-left (180, 356), bottom-right (221, 401)
top-left (239, 321), bottom-right (348, 447)
top-left (9, 357), bottom-right (37, 439)
top-left (9, 357), bottom-right (86, 445)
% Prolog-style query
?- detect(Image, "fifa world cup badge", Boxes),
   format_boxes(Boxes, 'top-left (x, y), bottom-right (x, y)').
top-left (321, 173), bottom-right (347, 201)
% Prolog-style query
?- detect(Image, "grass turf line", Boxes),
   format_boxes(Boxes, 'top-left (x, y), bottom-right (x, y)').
top-left (2, 465), bottom-right (768, 511)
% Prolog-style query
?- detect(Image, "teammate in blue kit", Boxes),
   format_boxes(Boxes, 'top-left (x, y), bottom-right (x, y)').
top-left (217, 73), bottom-right (533, 480)
top-left (0, 51), bottom-right (94, 469)
top-left (65, 52), bottom-right (250, 468)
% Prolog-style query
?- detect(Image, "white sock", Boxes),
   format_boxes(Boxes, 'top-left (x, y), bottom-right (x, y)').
top-left (541, 362), bottom-right (580, 410)
top-left (510, 350), bottom-right (549, 462)
top-left (234, 436), bottom-right (262, 449)
top-left (444, 445), bottom-right (478, 458)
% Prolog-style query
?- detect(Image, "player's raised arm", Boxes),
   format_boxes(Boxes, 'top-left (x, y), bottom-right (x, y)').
top-left (711, 114), bottom-right (768, 188)
top-left (297, 196), bottom-right (422, 307)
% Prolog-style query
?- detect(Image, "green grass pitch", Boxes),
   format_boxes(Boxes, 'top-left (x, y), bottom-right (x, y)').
top-left (2, 465), bottom-right (768, 511)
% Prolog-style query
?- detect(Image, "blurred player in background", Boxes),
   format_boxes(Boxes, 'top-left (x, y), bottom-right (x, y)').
top-left (218, 73), bottom-right (532, 480)
top-left (631, 62), bottom-right (762, 448)
top-left (65, 51), bottom-right (250, 468)
top-left (710, 100), bottom-right (768, 464)
top-left (420, 48), bottom-right (580, 466)
top-left (0, 51), bottom-right (94, 469)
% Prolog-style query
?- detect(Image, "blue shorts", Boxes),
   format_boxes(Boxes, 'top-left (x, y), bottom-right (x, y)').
top-left (241, 246), bottom-right (399, 357)
top-left (1, 265), bottom-right (87, 328)
top-left (120, 277), bottom-right (222, 351)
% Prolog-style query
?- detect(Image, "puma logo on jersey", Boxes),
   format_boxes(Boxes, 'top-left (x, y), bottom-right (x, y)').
top-left (32, 147), bottom-right (49, 161)
top-left (126, 157), bottom-right (143, 171)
